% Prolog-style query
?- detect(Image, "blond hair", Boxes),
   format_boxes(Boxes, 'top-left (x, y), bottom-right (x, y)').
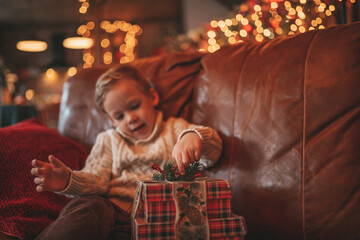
top-left (95, 65), bottom-right (152, 114)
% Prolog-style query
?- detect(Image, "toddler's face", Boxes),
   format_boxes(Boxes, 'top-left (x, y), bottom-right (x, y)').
top-left (103, 79), bottom-right (159, 140)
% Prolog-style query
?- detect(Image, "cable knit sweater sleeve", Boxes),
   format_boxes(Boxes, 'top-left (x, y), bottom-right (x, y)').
top-left (172, 118), bottom-right (222, 168)
top-left (59, 131), bottom-right (113, 198)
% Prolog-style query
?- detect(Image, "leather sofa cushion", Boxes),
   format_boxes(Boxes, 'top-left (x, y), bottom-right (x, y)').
top-left (194, 22), bottom-right (360, 239)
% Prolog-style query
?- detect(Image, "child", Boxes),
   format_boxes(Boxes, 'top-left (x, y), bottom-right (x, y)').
top-left (31, 65), bottom-right (222, 240)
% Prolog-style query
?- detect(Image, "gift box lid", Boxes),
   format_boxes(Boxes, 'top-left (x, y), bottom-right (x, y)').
top-left (141, 178), bottom-right (232, 202)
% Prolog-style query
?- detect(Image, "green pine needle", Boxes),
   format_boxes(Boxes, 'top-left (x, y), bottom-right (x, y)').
top-left (151, 162), bottom-right (202, 182)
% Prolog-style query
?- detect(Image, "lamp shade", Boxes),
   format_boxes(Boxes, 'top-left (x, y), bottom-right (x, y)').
top-left (16, 40), bottom-right (48, 52)
top-left (63, 37), bottom-right (93, 49)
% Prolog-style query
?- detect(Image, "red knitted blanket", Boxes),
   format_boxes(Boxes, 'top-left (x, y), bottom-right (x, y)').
top-left (0, 119), bottom-right (87, 239)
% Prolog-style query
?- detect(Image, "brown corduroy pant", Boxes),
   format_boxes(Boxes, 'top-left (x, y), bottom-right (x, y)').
top-left (36, 195), bottom-right (131, 240)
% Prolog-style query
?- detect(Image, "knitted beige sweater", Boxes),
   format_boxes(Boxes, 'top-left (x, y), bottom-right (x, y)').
top-left (60, 112), bottom-right (222, 212)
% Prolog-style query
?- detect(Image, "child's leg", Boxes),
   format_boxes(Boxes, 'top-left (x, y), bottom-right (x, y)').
top-left (36, 195), bottom-right (123, 240)
top-left (107, 204), bottom-right (131, 240)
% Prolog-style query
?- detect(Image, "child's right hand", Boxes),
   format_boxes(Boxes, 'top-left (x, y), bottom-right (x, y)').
top-left (31, 155), bottom-right (70, 192)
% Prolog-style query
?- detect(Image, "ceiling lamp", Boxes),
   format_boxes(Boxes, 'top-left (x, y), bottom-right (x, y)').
top-left (16, 40), bottom-right (48, 52)
top-left (63, 37), bottom-right (93, 49)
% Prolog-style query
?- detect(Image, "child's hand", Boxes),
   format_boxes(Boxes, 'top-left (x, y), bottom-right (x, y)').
top-left (172, 132), bottom-right (202, 175)
top-left (31, 155), bottom-right (70, 192)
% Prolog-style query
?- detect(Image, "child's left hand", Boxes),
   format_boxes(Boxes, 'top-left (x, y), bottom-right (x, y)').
top-left (172, 132), bottom-right (202, 175)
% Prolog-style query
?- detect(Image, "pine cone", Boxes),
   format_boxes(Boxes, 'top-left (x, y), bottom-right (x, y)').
top-left (185, 206), bottom-right (202, 225)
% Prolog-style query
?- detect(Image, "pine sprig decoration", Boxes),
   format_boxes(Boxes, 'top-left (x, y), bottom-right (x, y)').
top-left (151, 162), bottom-right (202, 182)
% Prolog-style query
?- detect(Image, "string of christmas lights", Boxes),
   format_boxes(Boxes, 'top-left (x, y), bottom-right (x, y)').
top-left (76, 0), bottom-right (143, 68)
top-left (166, 0), bottom-right (356, 53)
top-left (203, 0), bottom-right (343, 53)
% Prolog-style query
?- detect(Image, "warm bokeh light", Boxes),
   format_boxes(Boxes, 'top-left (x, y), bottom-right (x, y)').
top-left (103, 52), bottom-right (113, 64)
top-left (243, 24), bottom-right (252, 32)
top-left (241, 18), bottom-right (249, 25)
top-left (255, 20), bottom-right (262, 27)
top-left (239, 29), bottom-right (248, 37)
top-left (263, 29), bottom-right (271, 37)
top-left (255, 34), bottom-right (264, 42)
top-left (120, 56), bottom-right (130, 64)
top-left (290, 24), bottom-right (298, 31)
top-left (83, 63), bottom-right (92, 69)
top-left (87, 56), bottom-right (95, 64)
top-left (79, 6), bottom-right (87, 14)
top-left (296, 6), bottom-right (303, 12)
top-left (77, 25), bottom-right (87, 35)
top-left (298, 11), bottom-right (306, 19)
top-left (225, 19), bottom-right (232, 26)
top-left (25, 89), bottom-right (35, 101)
top-left (46, 68), bottom-right (55, 79)
top-left (218, 20), bottom-right (225, 28)
top-left (224, 30), bottom-right (232, 37)
top-left (100, 20), bottom-right (110, 29)
top-left (122, 23), bottom-right (131, 32)
top-left (207, 45), bottom-right (216, 53)
top-left (289, 8), bottom-right (296, 15)
top-left (271, 2), bottom-right (278, 9)
top-left (16, 40), bottom-right (47, 52)
top-left (228, 37), bottom-right (236, 44)
top-left (101, 39), bottom-right (110, 48)
top-left (130, 25), bottom-right (141, 34)
top-left (208, 38), bottom-right (216, 45)
top-left (76, 18), bottom-right (142, 66)
top-left (63, 37), bottom-right (93, 49)
top-left (284, 1), bottom-right (291, 9)
top-left (67, 67), bottom-right (77, 77)
top-left (210, 20), bottom-right (218, 28)
top-left (119, 44), bottom-right (127, 53)
top-left (231, 18), bottom-right (238, 26)
top-left (207, 31), bottom-right (216, 38)
top-left (86, 21), bottom-right (95, 30)
top-left (44, 68), bottom-right (57, 84)
top-left (236, 14), bottom-right (243, 21)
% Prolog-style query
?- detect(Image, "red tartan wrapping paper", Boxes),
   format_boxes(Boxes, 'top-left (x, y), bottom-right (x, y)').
top-left (141, 179), bottom-right (232, 223)
top-left (134, 214), bottom-right (247, 240)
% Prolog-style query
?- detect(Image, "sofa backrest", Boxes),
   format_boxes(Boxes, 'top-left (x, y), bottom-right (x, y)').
top-left (59, 22), bottom-right (360, 240)
top-left (193, 22), bottom-right (360, 239)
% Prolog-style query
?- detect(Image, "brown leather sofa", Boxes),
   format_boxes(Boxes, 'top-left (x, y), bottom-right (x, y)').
top-left (58, 22), bottom-right (360, 240)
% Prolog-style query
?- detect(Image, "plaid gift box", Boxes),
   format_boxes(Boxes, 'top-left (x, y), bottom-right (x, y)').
top-left (134, 214), bottom-right (247, 240)
top-left (140, 179), bottom-right (232, 223)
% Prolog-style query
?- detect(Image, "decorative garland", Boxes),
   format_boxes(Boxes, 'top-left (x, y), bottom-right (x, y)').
top-left (151, 162), bottom-right (202, 181)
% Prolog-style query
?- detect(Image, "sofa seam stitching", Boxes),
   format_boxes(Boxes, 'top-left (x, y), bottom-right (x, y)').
top-left (229, 47), bottom-right (253, 183)
top-left (302, 30), bottom-right (319, 240)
